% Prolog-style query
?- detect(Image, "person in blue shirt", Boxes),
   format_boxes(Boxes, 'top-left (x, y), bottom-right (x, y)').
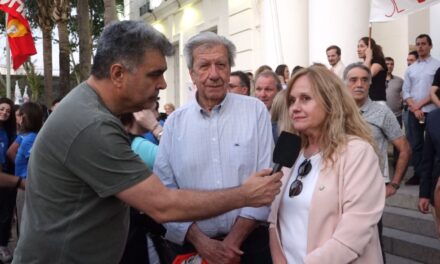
top-left (15, 102), bottom-right (43, 228)
top-left (142, 101), bottom-right (166, 145)
top-left (0, 98), bottom-right (16, 263)
top-left (0, 99), bottom-right (15, 172)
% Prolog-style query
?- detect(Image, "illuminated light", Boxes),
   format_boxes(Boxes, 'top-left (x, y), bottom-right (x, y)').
top-left (152, 23), bottom-right (166, 34)
top-left (150, 0), bottom-right (163, 10)
top-left (181, 5), bottom-right (200, 29)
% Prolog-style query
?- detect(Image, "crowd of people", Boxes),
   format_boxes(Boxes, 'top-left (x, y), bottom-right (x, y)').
top-left (0, 20), bottom-right (437, 264)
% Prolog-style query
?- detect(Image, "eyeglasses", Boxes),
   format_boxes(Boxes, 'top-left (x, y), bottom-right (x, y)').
top-left (289, 159), bottom-right (312, 197)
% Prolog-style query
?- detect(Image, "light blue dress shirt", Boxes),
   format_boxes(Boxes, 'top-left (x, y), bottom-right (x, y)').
top-left (402, 56), bottom-right (440, 113)
top-left (154, 93), bottom-right (273, 244)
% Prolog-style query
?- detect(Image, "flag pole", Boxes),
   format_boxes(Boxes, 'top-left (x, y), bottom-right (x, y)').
top-left (368, 23), bottom-right (372, 46)
top-left (5, 13), bottom-right (11, 99)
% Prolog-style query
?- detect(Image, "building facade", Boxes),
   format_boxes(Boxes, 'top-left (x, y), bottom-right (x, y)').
top-left (124, 0), bottom-right (440, 108)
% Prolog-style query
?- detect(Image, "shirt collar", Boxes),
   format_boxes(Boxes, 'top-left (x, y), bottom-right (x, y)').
top-left (417, 55), bottom-right (432, 63)
top-left (193, 92), bottom-right (229, 116)
top-left (359, 97), bottom-right (373, 114)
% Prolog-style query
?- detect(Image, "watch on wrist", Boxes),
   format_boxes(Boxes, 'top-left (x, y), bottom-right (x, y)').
top-left (389, 182), bottom-right (400, 190)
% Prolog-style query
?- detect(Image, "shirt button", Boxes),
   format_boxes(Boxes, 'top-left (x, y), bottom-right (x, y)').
top-left (212, 137), bottom-right (217, 141)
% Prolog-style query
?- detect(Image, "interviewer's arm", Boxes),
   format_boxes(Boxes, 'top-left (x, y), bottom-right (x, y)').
top-left (117, 170), bottom-right (282, 223)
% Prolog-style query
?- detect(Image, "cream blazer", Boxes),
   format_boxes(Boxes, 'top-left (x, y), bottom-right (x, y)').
top-left (268, 137), bottom-right (385, 264)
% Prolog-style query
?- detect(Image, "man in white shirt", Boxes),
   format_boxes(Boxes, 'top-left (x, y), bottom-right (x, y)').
top-left (155, 32), bottom-right (274, 264)
top-left (403, 34), bottom-right (440, 185)
top-left (327, 45), bottom-right (345, 80)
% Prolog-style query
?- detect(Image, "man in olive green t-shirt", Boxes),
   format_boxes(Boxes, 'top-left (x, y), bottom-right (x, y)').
top-left (12, 21), bottom-right (282, 264)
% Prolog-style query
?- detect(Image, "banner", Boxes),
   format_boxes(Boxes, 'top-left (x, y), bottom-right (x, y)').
top-left (370, 0), bottom-right (440, 22)
top-left (0, 0), bottom-right (37, 70)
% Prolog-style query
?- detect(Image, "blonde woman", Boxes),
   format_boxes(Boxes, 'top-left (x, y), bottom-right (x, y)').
top-left (269, 65), bottom-right (385, 263)
top-left (270, 89), bottom-right (295, 142)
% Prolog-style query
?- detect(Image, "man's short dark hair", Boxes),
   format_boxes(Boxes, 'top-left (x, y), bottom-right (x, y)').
top-left (408, 50), bottom-right (419, 59)
top-left (231, 71), bottom-right (251, 95)
top-left (91, 21), bottom-right (174, 79)
top-left (326, 45), bottom-right (341, 56)
top-left (385, 57), bottom-right (394, 62)
top-left (416, 34), bottom-right (432, 46)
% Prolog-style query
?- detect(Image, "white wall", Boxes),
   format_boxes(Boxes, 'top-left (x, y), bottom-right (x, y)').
top-left (430, 3), bottom-right (440, 59)
top-left (372, 17), bottom-right (408, 77)
top-left (228, 0), bottom-right (256, 72)
top-left (308, 0), bottom-right (369, 68)
top-left (263, 0), bottom-right (309, 69)
top-left (125, 0), bottom-right (440, 107)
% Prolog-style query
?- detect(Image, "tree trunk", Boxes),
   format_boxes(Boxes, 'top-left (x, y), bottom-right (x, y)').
top-left (42, 26), bottom-right (53, 105)
top-left (78, 0), bottom-right (91, 82)
top-left (104, 0), bottom-right (118, 26)
top-left (35, 0), bottom-right (54, 105)
top-left (53, 0), bottom-right (71, 96)
top-left (58, 20), bottom-right (70, 96)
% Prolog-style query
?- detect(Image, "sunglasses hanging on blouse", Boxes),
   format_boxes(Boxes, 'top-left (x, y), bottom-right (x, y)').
top-left (289, 158), bottom-right (312, 197)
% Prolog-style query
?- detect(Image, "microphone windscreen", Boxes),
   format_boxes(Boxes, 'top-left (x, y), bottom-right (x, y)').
top-left (273, 131), bottom-right (301, 168)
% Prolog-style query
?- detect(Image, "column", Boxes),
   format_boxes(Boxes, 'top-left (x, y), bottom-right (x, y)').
top-left (260, 0), bottom-right (309, 69)
top-left (308, 0), bottom-right (370, 68)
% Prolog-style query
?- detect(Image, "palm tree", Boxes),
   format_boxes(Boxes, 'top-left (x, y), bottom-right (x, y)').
top-left (77, 0), bottom-right (91, 82)
top-left (104, 0), bottom-right (118, 25)
top-left (53, 0), bottom-right (71, 97)
top-left (33, 0), bottom-right (55, 105)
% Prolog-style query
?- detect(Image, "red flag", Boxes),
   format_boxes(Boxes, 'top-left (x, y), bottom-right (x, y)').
top-left (0, 1), bottom-right (37, 70)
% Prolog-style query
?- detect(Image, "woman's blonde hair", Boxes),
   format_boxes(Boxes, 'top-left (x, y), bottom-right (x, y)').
top-left (164, 103), bottom-right (175, 111)
top-left (286, 64), bottom-right (376, 165)
top-left (270, 89), bottom-right (295, 135)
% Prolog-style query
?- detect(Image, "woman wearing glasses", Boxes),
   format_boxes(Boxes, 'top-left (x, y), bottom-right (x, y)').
top-left (268, 65), bottom-right (385, 263)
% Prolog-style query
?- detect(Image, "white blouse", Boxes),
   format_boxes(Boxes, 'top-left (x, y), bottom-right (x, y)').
top-left (278, 152), bottom-right (322, 264)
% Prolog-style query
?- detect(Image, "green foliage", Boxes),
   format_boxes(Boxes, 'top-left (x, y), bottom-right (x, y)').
top-left (22, 60), bottom-right (44, 101)
top-left (69, 0), bottom-right (124, 52)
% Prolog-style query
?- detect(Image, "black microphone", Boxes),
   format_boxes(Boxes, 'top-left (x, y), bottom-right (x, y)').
top-left (271, 131), bottom-right (301, 174)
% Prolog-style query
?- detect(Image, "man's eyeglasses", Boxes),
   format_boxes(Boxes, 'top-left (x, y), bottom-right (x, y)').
top-left (289, 159), bottom-right (312, 197)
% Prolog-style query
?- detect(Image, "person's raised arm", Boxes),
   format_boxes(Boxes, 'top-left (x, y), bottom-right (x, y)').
top-left (369, 63), bottom-right (383, 77)
top-left (116, 169), bottom-right (282, 223)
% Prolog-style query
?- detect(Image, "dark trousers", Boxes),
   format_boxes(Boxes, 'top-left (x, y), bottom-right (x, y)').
top-left (0, 188), bottom-right (16, 246)
top-left (391, 115), bottom-right (403, 168)
top-left (165, 225), bottom-right (272, 264)
top-left (120, 208), bottom-right (167, 264)
top-left (407, 111), bottom-right (427, 177)
top-left (378, 217), bottom-right (386, 264)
